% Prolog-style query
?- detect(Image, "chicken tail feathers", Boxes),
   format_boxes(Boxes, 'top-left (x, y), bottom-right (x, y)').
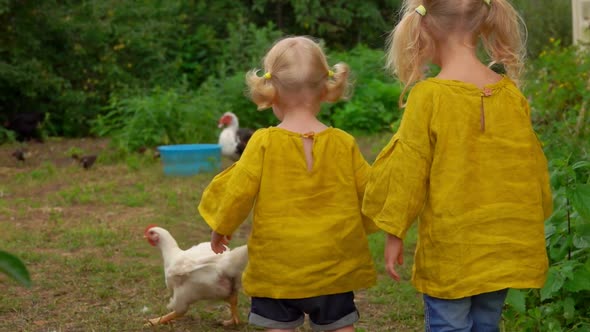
top-left (219, 245), bottom-right (248, 279)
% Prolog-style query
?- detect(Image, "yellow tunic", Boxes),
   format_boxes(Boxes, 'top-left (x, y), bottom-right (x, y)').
top-left (363, 77), bottom-right (552, 299)
top-left (199, 127), bottom-right (377, 298)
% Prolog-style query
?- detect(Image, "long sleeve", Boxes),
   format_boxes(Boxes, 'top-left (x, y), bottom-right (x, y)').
top-left (362, 84), bottom-right (434, 239)
top-left (198, 130), bottom-right (265, 235)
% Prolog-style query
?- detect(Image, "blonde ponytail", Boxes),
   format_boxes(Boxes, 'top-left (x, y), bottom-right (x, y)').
top-left (480, 0), bottom-right (526, 85)
top-left (324, 62), bottom-right (352, 102)
top-left (246, 69), bottom-right (277, 110)
top-left (386, 2), bottom-right (435, 107)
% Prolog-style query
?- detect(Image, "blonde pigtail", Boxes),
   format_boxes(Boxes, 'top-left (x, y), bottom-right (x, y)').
top-left (480, 0), bottom-right (526, 85)
top-left (324, 63), bottom-right (352, 102)
top-left (387, 5), bottom-right (435, 107)
top-left (245, 69), bottom-right (276, 110)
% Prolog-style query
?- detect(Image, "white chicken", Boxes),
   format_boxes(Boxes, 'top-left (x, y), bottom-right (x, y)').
top-left (218, 112), bottom-right (254, 161)
top-left (143, 225), bottom-right (248, 326)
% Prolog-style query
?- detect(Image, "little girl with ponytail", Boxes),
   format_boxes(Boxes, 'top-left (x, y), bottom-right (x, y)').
top-left (363, 0), bottom-right (552, 330)
top-left (199, 36), bottom-right (377, 332)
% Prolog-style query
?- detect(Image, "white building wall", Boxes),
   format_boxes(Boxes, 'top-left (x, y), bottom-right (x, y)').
top-left (573, 0), bottom-right (590, 44)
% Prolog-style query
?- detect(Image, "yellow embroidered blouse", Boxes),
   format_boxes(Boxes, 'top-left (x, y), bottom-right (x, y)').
top-left (199, 127), bottom-right (377, 298)
top-left (363, 77), bottom-right (552, 299)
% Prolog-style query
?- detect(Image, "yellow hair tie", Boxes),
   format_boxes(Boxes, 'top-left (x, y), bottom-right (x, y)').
top-left (263, 72), bottom-right (271, 80)
top-left (484, 0), bottom-right (491, 5)
top-left (415, 5), bottom-right (426, 16)
top-left (328, 70), bottom-right (334, 78)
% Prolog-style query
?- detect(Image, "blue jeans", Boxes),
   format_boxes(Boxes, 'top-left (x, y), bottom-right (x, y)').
top-left (423, 289), bottom-right (508, 332)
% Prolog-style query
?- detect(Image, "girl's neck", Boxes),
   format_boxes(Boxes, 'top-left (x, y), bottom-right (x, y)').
top-left (435, 35), bottom-right (501, 89)
top-left (276, 105), bottom-right (328, 134)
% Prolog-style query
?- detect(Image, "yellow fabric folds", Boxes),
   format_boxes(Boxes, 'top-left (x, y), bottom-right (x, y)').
top-left (363, 77), bottom-right (551, 299)
top-left (199, 127), bottom-right (377, 298)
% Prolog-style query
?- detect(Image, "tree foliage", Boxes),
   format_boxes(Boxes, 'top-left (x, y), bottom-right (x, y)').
top-left (0, 0), bottom-right (402, 137)
top-left (0, 0), bottom-right (576, 139)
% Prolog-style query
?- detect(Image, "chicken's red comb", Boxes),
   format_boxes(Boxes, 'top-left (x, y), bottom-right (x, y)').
top-left (144, 224), bottom-right (158, 233)
top-left (219, 114), bottom-right (232, 124)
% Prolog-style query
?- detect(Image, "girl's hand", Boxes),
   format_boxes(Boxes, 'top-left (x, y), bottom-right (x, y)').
top-left (384, 233), bottom-right (404, 281)
top-left (210, 231), bottom-right (231, 254)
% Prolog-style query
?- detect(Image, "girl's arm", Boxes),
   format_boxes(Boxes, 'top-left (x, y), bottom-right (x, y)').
top-left (384, 234), bottom-right (404, 281)
top-left (198, 130), bottom-right (266, 241)
top-left (210, 231), bottom-right (231, 254)
top-left (362, 82), bottom-right (435, 239)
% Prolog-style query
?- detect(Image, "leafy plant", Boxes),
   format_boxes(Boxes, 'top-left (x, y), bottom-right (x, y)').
top-left (92, 82), bottom-right (219, 152)
top-left (504, 159), bottom-right (590, 331)
top-left (327, 45), bottom-right (403, 132)
top-left (331, 78), bottom-right (402, 133)
top-left (0, 250), bottom-right (31, 287)
top-left (0, 126), bottom-right (15, 144)
top-left (512, 0), bottom-right (572, 57)
top-left (524, 40), bottom-right (590, 161)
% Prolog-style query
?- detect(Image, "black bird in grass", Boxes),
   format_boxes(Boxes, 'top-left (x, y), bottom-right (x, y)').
top-left (4, 112), bottom-right (44, 142)
top-left (12, 149), bottom-right (26, 162)
top-left (72, 154), bottom-right (97, 170)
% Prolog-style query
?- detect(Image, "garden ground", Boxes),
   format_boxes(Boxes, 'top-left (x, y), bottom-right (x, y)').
top-left (0, 136), bottom-right (423, 332)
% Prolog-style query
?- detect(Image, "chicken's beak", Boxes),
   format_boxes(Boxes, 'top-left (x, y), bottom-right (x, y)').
top-left (218, 123), bottom-right (224, 128)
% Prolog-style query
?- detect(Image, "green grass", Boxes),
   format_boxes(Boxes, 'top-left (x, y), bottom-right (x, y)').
top-left (0, 136), bottom-right (422, 331)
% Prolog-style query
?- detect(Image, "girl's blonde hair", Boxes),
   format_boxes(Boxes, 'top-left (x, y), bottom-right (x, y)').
top-left (246, 36), bottom-right (351, 110)
top-left (387, 0), bottom-right (526, 105)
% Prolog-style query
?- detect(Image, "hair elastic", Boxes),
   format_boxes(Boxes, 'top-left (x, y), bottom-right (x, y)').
top-left (415, 5), bottom-right (426, 16)
top-left (328, 70), bottom-right (334, 78)
top-left (263, 72), bottom-right (272, 80)
top-left (484, 0), bottom-right (491, 6)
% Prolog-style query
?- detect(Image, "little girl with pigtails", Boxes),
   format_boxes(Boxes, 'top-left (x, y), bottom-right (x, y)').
top-left (363, 0), bottom-right (552, 331)
top-left (199, 36), bottom-right (377, 332)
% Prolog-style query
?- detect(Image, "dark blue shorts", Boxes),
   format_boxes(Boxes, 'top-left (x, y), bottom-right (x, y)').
top-left (249, 292), bottom-right (359, 331)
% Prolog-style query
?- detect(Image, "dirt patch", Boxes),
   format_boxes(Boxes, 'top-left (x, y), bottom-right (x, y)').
top-left (0, 137), bottom-right (110, 169)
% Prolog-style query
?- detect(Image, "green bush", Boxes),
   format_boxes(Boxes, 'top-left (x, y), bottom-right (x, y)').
top-left (92, 82), bottom-right (219, 152)
top-left (330, 79), bottom-right (401, 133)
top-left (504, 159), bottom-right (590, 331)
top-left (327, 45), bottom-right (402, 133)
top-left (524, 40), bottom-right (590, 161)
top-left (512, 0), bottom-right (572, 57)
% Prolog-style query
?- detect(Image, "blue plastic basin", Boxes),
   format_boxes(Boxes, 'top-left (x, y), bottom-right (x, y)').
top-left (157, 144), bottom-right (221, 176)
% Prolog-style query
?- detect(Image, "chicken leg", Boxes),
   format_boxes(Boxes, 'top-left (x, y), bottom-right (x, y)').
top-left (145, 311), bottom-right (181, 326)
top-left (222, 291), bottom-right (240, 326)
